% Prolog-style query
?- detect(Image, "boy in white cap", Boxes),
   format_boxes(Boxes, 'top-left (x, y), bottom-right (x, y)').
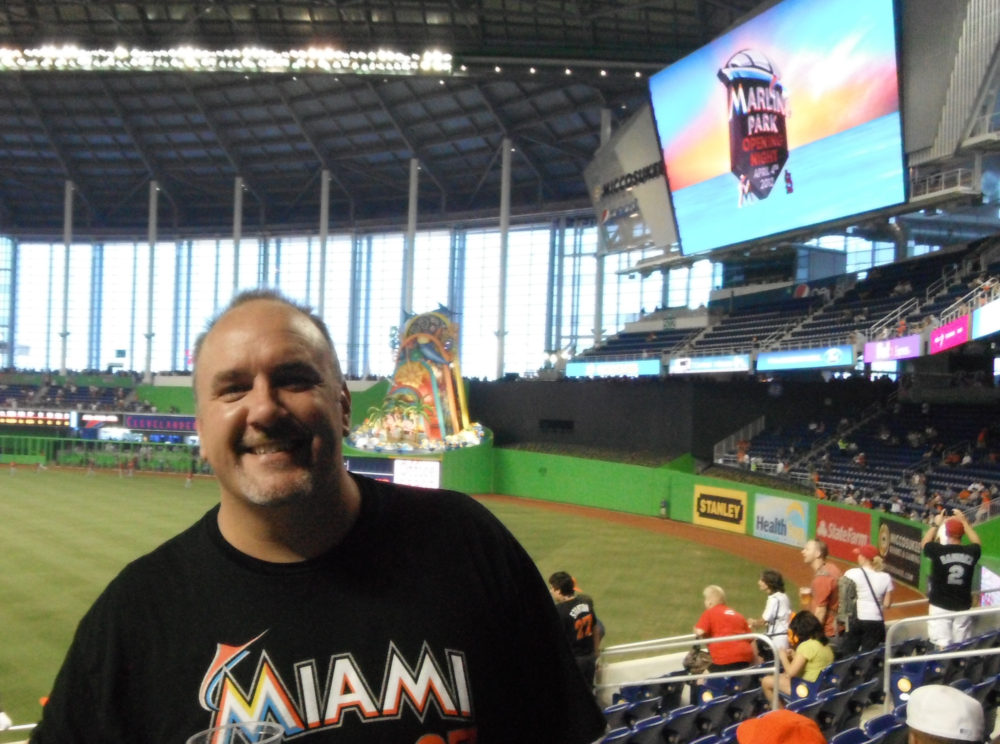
top-left (906, 684), bottom-right (984, 743)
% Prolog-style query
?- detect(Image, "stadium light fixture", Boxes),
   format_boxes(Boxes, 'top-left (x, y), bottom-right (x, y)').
top-left (0, 44), bottom-right (453, 76)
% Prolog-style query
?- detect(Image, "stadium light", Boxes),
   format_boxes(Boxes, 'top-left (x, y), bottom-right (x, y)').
top-left (0, 45), bottom-right (453, 76)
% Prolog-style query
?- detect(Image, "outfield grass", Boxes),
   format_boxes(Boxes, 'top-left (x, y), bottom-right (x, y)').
top-left (0, 470), bottom-right (795, 731)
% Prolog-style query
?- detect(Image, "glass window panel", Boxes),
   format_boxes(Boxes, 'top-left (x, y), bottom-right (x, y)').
top-left (275, 236), bottom-right (311, 302)
top-left (688, 259), bottom-right (715, 309)
top-left (100, 242), bottom-right (138, 370)
top-left (668, 266), bottom-right (690, 308)
top-left (363, 234), bottom-right (404, 377)
top-left (460, 230), bottom-right (500, 379)
top-left (14, 243), bottom-right (55, 370)
top-left (234, 238), bottom-right (260, 291)
top-left (64, 245), bottom-right (93, 370)
top-left (318, 238), bottom-right (354, 375)
top-left (504, 229), bottom-right (551, 376)
top-left (412, 231), bottom-right (451, 314)
top-left (558, 224), bottom-right (598, 356)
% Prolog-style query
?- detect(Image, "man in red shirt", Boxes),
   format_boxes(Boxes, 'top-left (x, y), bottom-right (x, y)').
top-left (694, 585), bottom-right (757, 670)
top-left (801, 539), bottom-right (841, 639)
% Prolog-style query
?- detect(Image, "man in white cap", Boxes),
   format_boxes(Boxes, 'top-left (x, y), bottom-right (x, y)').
top-left (906, 684), bottom-right (984, 743)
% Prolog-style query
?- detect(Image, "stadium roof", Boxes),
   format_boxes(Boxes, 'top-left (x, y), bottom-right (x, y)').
top-left (0, 0), bottom-right (770, 236)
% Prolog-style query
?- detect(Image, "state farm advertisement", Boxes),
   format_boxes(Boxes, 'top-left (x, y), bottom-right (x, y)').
top-left (814, 504), bottom-right (872, 561)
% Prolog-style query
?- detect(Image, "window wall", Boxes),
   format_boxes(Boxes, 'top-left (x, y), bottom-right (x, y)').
top-left (4, 223), bottom-right (730, 378)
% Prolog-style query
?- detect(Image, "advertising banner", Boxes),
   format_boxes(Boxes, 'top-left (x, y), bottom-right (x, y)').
top-left (929, 315), bottom-right (971, 354)
top-left (756, 345), bottom-right (854, 371)
top-left (565, 358), bottom-right (661, 379)
top-left (753, 494), bottom-right (809, 546)
top-left (668, 354), bottom-right (751, 375)
top-left (876, 518), bottom-right (923, 586)
top-left (862, 333), bottom-right (923, 363)
top-left (124, 414), bottom-right (197, 432)
top-left (815, 504), bottom-right (872, 560)
top-left (693, 485), bottom-right (748, 534)
top-left (972, 298), bottom-right (1000, 340)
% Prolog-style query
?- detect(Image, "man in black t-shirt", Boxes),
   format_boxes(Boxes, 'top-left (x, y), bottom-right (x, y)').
top-left (549, 571), bottom-right (599, 688)
top-left (32, 290), bottom-right (604, 744)
top-left (922, 509), bottom-right (982, 649)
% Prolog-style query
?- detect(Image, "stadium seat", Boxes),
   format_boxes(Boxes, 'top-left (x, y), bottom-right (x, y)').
top-left (689, 736), bottom-right (721, 744)
top-left (629, 714), bottom-right (668, 744)
top-left (628, 696), bottom-right (662, 723)
top-left (720, 721), bottom-right (741, 744)
top-left (878, 723), bottom-right (908, 744)
top-left (781, 664), bottom-right (837, 702)
top-left (661, 704), bottom-right (702, 744)
top-left (814, 688), bottom-right (853, 738)
top-left (725, 687), bottom-right (767, 723)
top-left (852, 647), bottom-right (884, 683)
top-left (827, 655), bottom-right (861, 691)
top-left (650, 671), bottom-right (688, 713)
top-left (603, 700), bottom-right (632, 730)
top-left (599, 726), bottom-right (634, 743)
top-left (785, 696), bottom-right (824, 722)
top-left (843, 677), bottom-right (880, 729)
top-left (890, 657), bottom-right (945, 706)
top-left (694, 694), bottom-right (733, 736)
top-left (829, 727), bottom-right (871, 744)
top-left (864, 713), bottom-right (903, 739)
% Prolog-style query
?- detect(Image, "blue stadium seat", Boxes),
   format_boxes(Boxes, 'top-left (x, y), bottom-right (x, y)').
top-left (630, 714), bottom-right (668, 744)
top-left (781, 663), bottom-right (838, 703)
top-left (599, 726), bottom-right (633, 743)
top-left (649, 671), bottom-right (688, 713)
top-left (814, 688), bottom-right (853, 738)
top-left (720, 721), bottom-right (741, 744)
top-left (829, 727), bottom-right (871, 744)
top-left (843, 677), bottom-right (880, 729)
top-left (890, 657), bottom-right (945, 707)
top-left (864, 713), bottom-right (903, 738)
top-left (694, 694), bottom-right (733, 736)
top-left (661, 705), bottom-right (702, 744)
top-left (602, 700), bottom-right (631, 730)
top-left (785, 696), bottom-right (824, 722)
top-left (726, 687), bottom-right (767, 723)
top-left (628, 696), bottom-right (662, 723)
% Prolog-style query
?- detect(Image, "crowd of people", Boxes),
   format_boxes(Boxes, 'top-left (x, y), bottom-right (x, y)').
top-left (685, 510), bottom-right (983, 722)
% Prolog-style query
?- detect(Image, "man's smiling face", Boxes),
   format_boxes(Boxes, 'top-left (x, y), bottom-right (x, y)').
top-left (194, 298), bottom-right (351, 509)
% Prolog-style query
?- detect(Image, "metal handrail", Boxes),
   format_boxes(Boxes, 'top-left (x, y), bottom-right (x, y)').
top-left (882, 605), bottom-right (1000, 712)
top-left (596, 631), bottom-right (783, 709)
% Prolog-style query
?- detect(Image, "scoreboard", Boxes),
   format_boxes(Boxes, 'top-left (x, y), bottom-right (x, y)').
top-left (0, 409), bottom-right (71, 427)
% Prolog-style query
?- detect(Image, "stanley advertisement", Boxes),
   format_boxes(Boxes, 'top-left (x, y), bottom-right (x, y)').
top-left (693, 485), bottom-right (748, 533)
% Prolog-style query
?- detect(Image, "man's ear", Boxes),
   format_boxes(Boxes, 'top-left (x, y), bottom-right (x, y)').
top-left (340, 383), bottom-right (352, 437)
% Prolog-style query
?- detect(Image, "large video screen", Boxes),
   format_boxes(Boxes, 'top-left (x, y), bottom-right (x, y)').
top-left (648, 0), bottom-right (905, 256)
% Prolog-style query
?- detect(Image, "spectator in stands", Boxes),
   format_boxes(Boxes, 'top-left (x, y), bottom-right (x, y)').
top-left (801, 539), bottom-right (841, 640)
top-left (31, 290), bottom-right (605, 744)
top-left (905, 684), bottom-right (983, 744)
top-left (750, 569), bottom-right (791, 662)
top-left (693, 585), bottom-right (757, 675)
top-left (840, 545), bottom-right (893, 654)
top-left (760, 610), bottom-right (834, 708)
top-left (922, 509), bottom-right (982, 650)
top-left (735, 708), bottom-right (826, 744)
top-left (548, 571), bottom-right (599, 688)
